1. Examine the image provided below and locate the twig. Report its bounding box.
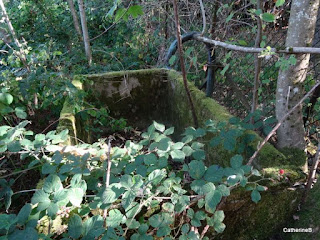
[198,0,206,36]
[247,81,320,166]
[301,141,320,204]
[0,165,39,179]
[172,0,198,127]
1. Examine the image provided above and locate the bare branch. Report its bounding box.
[193,34,320,54]
[247,81,320,166]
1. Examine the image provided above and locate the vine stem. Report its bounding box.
[172,0,198,127]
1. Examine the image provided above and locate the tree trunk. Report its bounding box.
[77,0,92,66]
[0,0,29,70]
[275,0,319,150]
[67,0,83,41]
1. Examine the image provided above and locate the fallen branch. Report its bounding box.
[247,81,320,166]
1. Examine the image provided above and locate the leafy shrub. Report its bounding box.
[0,120,267,239]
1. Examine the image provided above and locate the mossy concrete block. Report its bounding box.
[57,69,306,239]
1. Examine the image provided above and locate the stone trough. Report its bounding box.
[58,68,306,239]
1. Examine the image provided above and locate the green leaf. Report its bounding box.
[182,145,193,156]
[69,188,84,207]
[0,93,13,105]
[251,190,261,203]
[122,190,136,209]
[205,190,222,213]
[31,190,50,211]
[148,169,166,185]
[204,165,224,183]
[213,210,225,223]
[42,163,57,175]
[43,175,63,193]
[47,202,59,217]
[230,155,243,169]
[170,149,185,161]
[15,204,31,224]
[101,185,123,204]
[164,127,174,135]
[171,142,184,150]
[68,214,83,239]
[214,222,226,233]
[261,13,275,22]
[0,214,16,231]
[7,141,21,152]
[217,185,230,197]
[162,202,174,212]
[158,138,170,151]
[276,0,285,7]
[188,160,205,179]
[15,107,27,119]
[153,121,165,132]
[107,209,125,228]
[128,5,143,18]
[191,179,206,195]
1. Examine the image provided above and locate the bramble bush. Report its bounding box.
[0,118,267,239]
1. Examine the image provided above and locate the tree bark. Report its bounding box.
[77,0,92,66]
[67,0,83,41]
[275,0,319,151]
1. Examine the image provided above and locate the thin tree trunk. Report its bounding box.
[172,0,198,127]
[275,0,319,152]
[67,0,83,41]
[77,0,92,66]
[0,0,29,71]
[251,0,262,121]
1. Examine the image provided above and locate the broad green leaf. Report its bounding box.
[214,222,226,233]
[69,188,84,207]
[188,160,205,179]
[100,185,123,204]
[251,189,261,203]
[153,121,165,132]
[191,179,206,195]
[31,190,50,205]
[68,214,83,239]
[230,155,243,169]
[204,165,224,183]
[47,202,59,217]
[217,185,230,197]
[148,169,166,185]
[43,175,63,193]
[164,127,174,135]
[128,5,143,18]
[213,210,225,223]
[144,153,157,165]
[261,13,275,22]
[205,190,222,213]
[0,214,16,230]
[106,209,125,227]
[170,149,185,161]
[0,93,13,105]
[7,141,21,152]
[15,107,27,119]
[182,145,193,156]
[162,202,174,212]
[16,204,31,224]
[122,190,136,209]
